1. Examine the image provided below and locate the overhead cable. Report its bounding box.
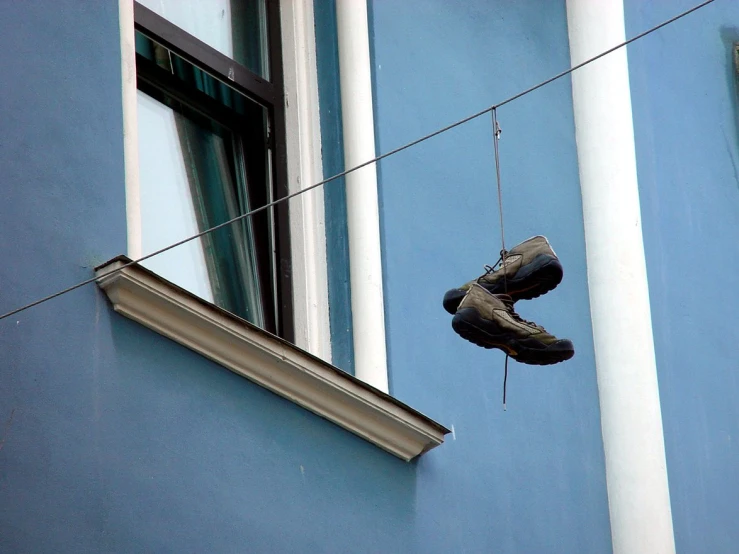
[0,0,717,323]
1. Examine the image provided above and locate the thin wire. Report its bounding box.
[491,108,507,284]
[503,357,509,411]
[494,0,716,110]
[492,107,509,411]
[0,0,717,323]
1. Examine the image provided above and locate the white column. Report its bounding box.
[119,0,141,258]
[335,1,389,392]
[566,1,675,553]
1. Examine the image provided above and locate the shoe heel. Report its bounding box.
[521,257,563,300]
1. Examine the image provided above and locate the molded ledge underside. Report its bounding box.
[95,257,448,461]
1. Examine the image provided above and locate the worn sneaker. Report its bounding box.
[443,236,563,314]
[451,283,574,365]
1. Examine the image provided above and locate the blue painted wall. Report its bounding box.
[368,0,611,551]
[626,1,739,552]
[0,3,410,552]
[0,1,610,553]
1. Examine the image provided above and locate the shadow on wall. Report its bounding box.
[721,25,739,185]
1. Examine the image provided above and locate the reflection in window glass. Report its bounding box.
[138,91,214,304]
[137,0,270,79]
[137,90,266,327]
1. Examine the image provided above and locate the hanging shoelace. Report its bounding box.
[491,107,509,410]
[481,249,509,278]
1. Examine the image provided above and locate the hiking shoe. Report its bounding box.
[451,283,574,365]
[443,235,563,314]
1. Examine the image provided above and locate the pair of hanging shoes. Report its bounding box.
[444,236,574,365]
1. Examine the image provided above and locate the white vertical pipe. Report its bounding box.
[566,1,675,553]
[119,0,142,258]
[335,0,389,392]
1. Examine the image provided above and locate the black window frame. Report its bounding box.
[133,0,294,343]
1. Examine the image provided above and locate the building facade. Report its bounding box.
[0,1,737,552]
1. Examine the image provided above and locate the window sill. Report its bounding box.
[95,257,448,461]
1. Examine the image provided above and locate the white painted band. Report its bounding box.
[335,0,389,392]
[566,1,675,552]
[119,0,141,258]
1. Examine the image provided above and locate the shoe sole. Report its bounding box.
[451,308,574,366]
[443,255,563,315]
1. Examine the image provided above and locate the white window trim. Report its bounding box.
[95,258,448,461]
[279,0,332,362]
[118,0,332,360]
[119,0,142,259]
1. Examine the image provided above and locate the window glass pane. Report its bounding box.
[137,89,267,327]
[137,91,214,304]
[135,31,267,111]
[137,0,270,79]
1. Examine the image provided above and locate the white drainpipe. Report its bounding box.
[566,1,675,553]
[335,0,389,393]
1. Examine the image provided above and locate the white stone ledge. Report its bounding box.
[95,257,448,461]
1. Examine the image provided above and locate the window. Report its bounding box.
[100,0,449,459]
[133,0,293,340]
